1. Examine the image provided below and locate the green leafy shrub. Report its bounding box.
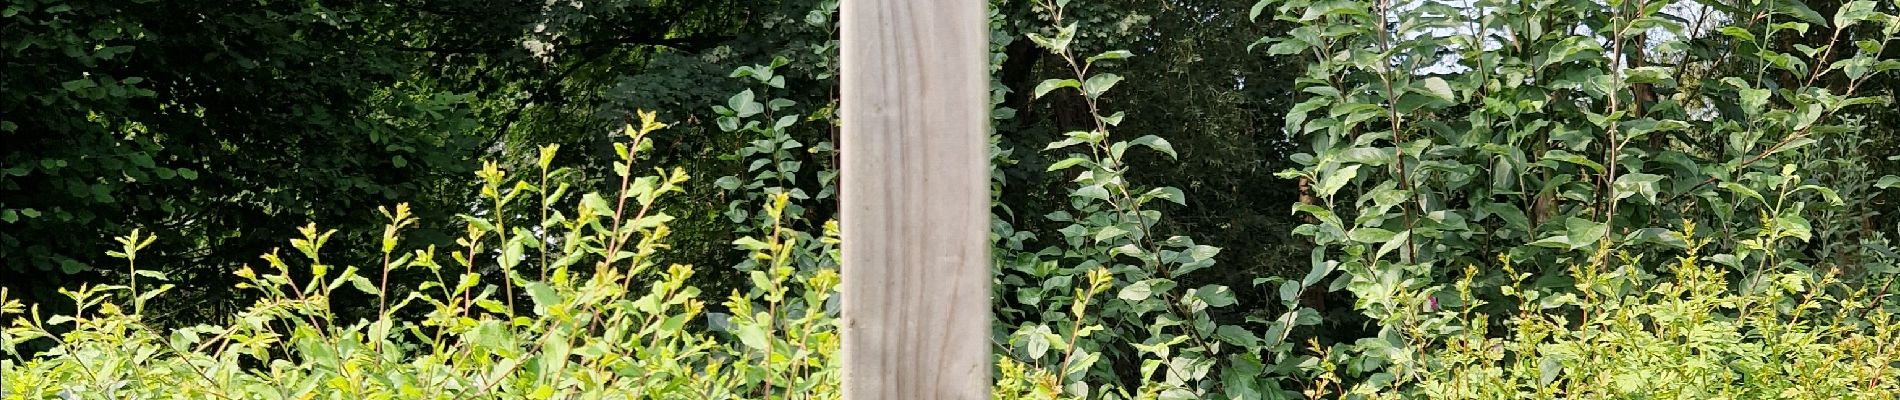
[9,1,1900,399]
[1309,222,1900,398]
[1,111,844,399]
[988,1,1321,398]
[1255,0,1900,396]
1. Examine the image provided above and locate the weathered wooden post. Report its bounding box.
[839,0,990,398]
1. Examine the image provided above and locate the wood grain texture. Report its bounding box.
[839,0,991,398]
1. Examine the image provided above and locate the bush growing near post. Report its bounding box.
[1256,0,1900,395]
[1307,222,1900,398]
[1,111,844,399]
[989,1,1321,398]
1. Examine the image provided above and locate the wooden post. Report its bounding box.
[839,0,990,398]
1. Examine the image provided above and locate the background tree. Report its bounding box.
[2,0,482,323]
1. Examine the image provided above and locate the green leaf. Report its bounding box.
[59,259,86,274]
[1348,227,1397,243]
[1796,184,1844,206]
[732,237,771,251]
[1418,77,1455,101]
[728,90,763,118]
[1215,324,1260,347]
[1047,157,1089,172]
[1264,38,1310,56]
[1739,87,1770,115]
[1337,147,1395,166]
[1074,184,1112,201]
[579,193,613,215]
[1777,214,1813,242]
[1529,235,1572,248]
[1083,74,1124,98]
[1315,165,1360,197]
[1717,26,1757,44]
[500,236,524,269]
[133,270,168,281]
[1625,228,1689,249]
[459,215,497,233]
[1374,230,1410,261]
[1282,97,1327,135]
[1776,0,1827,25]
[1541,150,1604,173]
[1119,280,1154,301]
[169,328,203,350]
[768,98,795,111]
[1144,186,1188,206]
[60,79,96,91]
[1300,0,1370,21]
[1563,217,1608,250]
[1024,327,1052,359]
[1301,253,1335,287]
[1033,78,1079,99]
[1479,203,1532,231]
[1198,285,1237,307]
[1395,92,1447,112]
[1875,175,1900,189]
[1612,173,1665,204]
[1045,137,1086,150]
[1624,66,1674,85]
[1539,356,1564,387]
[1159,389,1198,400]
[347,274,380,296]
[1129,135,1177,158]
[1086,50,1134,64]
[1832,0,1877,28]
[1052,23,1077,51]
[734,323,769,350]
[1719,182,1767,205]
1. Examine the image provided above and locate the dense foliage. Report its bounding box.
[5,0,1900,398]
[0,0,485,323]
[1261,0,1900,395]
[4,112,849,398]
